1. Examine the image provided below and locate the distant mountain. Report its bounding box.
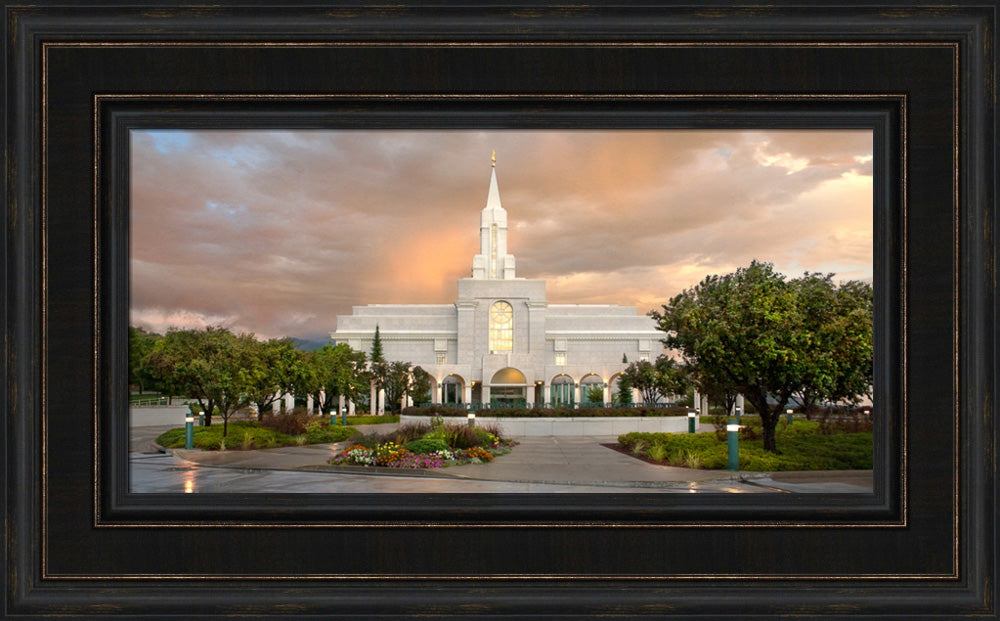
[290,337,332,352]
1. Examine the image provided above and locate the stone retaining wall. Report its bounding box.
[400,414,688,437]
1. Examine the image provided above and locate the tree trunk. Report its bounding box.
[744,390,780,453]
[760,408,778,452]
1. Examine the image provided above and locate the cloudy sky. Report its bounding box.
[130,129,873,341]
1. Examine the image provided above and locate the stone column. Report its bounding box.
[463,383,472,406]
[274,392,283,413]
[338,394,345,417]
[370,382,377,416]
[573,383,581,409]
[377,388,385,415]
[318,390,326,412]
[701,393,709,417]
[694,390,701,412]
[542,381,550,407]
[284,393,294,412]
[306,394,314,414]
[482,385,491,408]
[525,384,535,407]
[348,399,356,416]
[602,383,611,406]
[736,393,745,417]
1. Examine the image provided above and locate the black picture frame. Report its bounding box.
[4,2,996,619]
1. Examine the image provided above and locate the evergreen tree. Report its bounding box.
[616,373,634,406]
[370,324,385,364]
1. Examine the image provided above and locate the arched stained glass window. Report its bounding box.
[489,301,513,352]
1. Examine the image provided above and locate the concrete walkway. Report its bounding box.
[136,424,872,493]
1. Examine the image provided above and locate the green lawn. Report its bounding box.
[156,421,359,451]
[341,414,400,425]
[618,420,872,471]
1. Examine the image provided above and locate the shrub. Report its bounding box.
[392,422,432,445]
[443,424,482,449]
[617,428,872,471]
[304,424,359,444]
[259,411,310,435]
[404,438,451,454]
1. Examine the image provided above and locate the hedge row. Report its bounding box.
[401,405,690,418]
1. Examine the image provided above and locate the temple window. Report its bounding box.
[489,301,513,352]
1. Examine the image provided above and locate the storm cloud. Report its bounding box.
[130,129,873,339]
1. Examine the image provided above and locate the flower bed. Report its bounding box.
[328,420,514,469]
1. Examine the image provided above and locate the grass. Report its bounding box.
[341,414,400,425]
[618,420,872,471]
[156,420,359,451]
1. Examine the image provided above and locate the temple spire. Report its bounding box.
[485,156,502,211]
[472,154,515,280]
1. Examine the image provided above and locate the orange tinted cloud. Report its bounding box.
[130,130,872,339]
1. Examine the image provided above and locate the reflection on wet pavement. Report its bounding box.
[130,453,764,494]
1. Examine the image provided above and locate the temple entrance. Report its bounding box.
[441,375,464,404]
[490,368,528,408]
[490,386,526,407]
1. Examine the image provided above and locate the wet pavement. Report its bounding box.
[129,422,872,494]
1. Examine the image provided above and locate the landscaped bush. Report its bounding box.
[617,420,872,471]
[329,419,515,469]
[404,437,451,454]
[155,419,359,451]
[259,410,311,435]
[401,405,690,418]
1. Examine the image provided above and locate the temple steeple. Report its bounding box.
[472,152,516,280]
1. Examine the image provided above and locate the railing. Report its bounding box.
[129,396,182,407]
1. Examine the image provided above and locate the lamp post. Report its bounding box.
[688,410,697,434]
[786,408,794,424]
[727,418,740,471]
[197,410,204,426]
[467,412,476,428]
[185,414,194,450]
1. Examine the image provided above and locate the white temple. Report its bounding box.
[331,153,663,408]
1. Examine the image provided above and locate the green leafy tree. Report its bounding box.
[789,274,874,413]
[307,343,369,415]
[128,326,161,394]
[146,326,254,437]
[620,356,691,405]
[651,261,811,452]
[242,337,301,420]
[411,366,433,405]
[381,362,432,412]
[654,356,692,403]
[621,360,659,404]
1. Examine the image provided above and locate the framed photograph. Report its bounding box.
[127,126,878,496]
[5,2,996,618]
